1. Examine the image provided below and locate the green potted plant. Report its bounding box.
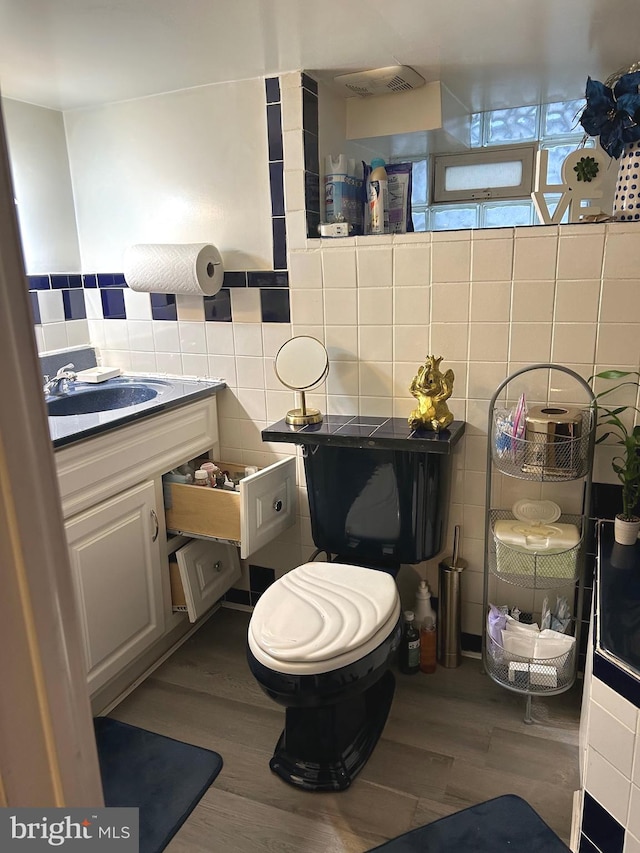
[591,369,640,545]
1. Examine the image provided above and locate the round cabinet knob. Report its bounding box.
[214,561,222,572]
[273,499,283,512]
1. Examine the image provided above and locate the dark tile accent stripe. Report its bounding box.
[101,289,126,320]
[269,161,285,217]
[204,289,232,322]
[249,565,275,593]
[224,588,250,606]
[266,103,283,162]
[303,130,319,174]
[301,72,320,239]
[98,273,128,288]
[260,289,290,323]
[265,77,280,104]
[461,632,482,654]
[266,78,288,275]
[593,650,640,708]
[305,169,321,213]
[51,274,71,289]
[247,271,288,288]
[150,293,177,321]
[29,291,41,324]
[301,72,318,95]
[223,271,248,288]
[581,793,624,853]
[62,289,86,320]
[272,218,287,270]
[579,834,602,853]
[302,86,319,136]
[28,275,50,291]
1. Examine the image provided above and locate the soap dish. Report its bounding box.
[75,367,122,383]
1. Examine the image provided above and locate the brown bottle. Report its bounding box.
[420,617,437,674]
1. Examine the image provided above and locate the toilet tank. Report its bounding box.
[304,445,452,564]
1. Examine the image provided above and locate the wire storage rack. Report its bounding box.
[482,364,596,723]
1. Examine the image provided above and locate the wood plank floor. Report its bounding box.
[109,607,582,852]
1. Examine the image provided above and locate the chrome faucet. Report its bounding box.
[43,363,77,396]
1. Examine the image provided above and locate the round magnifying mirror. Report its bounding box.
[274,336,329,425]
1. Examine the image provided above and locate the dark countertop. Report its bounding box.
[597,520,640,681]
[262,415,466,454]
[49,375,225,449]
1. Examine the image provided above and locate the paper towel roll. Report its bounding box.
[123,243,224,296]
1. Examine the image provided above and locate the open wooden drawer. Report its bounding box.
[164,457,296,559]
[170,539,241,622]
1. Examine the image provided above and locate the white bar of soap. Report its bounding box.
[75,367,122,383]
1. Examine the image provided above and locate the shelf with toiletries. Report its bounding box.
[482,364,596,721]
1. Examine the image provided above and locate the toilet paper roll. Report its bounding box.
[123,243,224,296]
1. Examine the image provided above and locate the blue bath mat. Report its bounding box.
[367,794,569,852]
[94,716,223,853]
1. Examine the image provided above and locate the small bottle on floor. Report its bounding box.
[399,611,420,674]
[420,617,437,674]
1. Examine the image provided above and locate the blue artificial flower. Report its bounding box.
[580,72,640,158]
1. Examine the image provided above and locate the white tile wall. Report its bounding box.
[582,675,640,843]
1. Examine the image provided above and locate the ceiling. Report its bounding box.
[0,0,638,113]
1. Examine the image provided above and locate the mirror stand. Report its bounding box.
[286,390,323,426]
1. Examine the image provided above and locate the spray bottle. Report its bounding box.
[415,580,437,674]
[367,158,389,235]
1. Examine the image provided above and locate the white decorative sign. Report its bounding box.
[531,147,609,224]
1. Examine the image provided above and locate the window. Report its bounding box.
[398,99,587,231]
[432,144,536,204]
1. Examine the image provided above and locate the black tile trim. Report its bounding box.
[150,293,177,321]
[29,292,41,324]
[461,632,482,654]
[269,161,285,217]
[223,271,248,288]
[247,271,288,288]
[579,834,602,853]
[301,73,320,239]
[581,792,624,853]
[265,77,280,104]
[101,288,126,320]
[204,289,232,322]
[301,72,318,95]
[593,650,640,708]
[62,289,87,321]
[28,274,50,291]
[272,217,287,270]
[249,564,276,593]
[260,289,290,323]
[224,588,251,606]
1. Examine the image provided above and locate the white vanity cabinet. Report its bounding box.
[64,479,165,694]
[54,392,296,700]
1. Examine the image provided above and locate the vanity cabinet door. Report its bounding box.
[65,480,165,694]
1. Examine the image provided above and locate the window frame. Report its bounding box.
[431,143,537,204]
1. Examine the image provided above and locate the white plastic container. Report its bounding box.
[324,154,349,223]
[414,579,436,630]
[367,158,389,234]
[493,500,580,580]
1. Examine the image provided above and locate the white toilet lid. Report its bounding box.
[248,562,401,675]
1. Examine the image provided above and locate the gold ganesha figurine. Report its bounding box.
[408,355,455,432]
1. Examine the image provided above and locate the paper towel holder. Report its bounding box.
[274,336,329,426]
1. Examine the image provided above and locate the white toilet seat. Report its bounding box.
[248,562,401,675]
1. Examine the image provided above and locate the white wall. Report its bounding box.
[64,78,273,272]
[2,98,80,274]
